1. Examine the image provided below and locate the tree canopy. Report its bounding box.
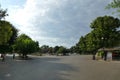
[106,0,120,15]
[14,34,39,58]
[0,6,17,53]
[90,16,120,47]
[56,46,68,55]
[74,16,120,54]
[0,6,8,20]
[0,21,17,53]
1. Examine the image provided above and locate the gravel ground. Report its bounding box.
[0,55,120,80]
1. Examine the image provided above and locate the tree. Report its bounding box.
[53,46,60,53]
[40,45,49,53]
[70,46,79,53]
[78,36,86,53]
[0,6,8,20]
[48,47,54,55]
[57,46,68,56]
[90,16,120,48]
[14,34,39,59]
[0,7,17,54]
[0,21,17,53]
[106,0,120,14]
[75,16,120,54]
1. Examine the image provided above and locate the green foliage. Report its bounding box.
[0,7,17,54]
[53,46,60,53]
[90,16,120,47]
[39,45,69,55]
[57,46,68,55]
[14,34,39,57]
[78,36,86,52]
[0,21,17,53]
[8,25,17,45]
[40,45,50,53]
[0,45,9,53]
[75,16,120,54]
[106,0,120,15]
[85,33,98,52]
[17,34,32,41]
[106,0,120,9]
[0,21,12,45]
[70,45,80,53]
[0,7,8,20]
[57,46,64,53]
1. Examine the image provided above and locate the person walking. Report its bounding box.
[1,54,5,62]
[13,53,15,59]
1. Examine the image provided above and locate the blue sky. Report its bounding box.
[1,0,115,48]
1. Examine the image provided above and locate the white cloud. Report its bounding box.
[6,0,114,48]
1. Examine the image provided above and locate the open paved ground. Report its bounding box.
[0,55,120,80]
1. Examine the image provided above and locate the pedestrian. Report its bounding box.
[13,53,15,59]
[104,51,107,61]
[1,54,5,62]
[93,54,95,60]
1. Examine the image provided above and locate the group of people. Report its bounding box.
[0,53,15,62]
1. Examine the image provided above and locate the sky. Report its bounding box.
[0,0,115,48]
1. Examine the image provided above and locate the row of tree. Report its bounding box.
[1,0,120,57]
[39,45,69,55]
[72,16,120,54]
[0,13,70,58]
[0,7,40,59]
[0,7,70,58]
[0,21,39,58]
[71,0,120,54]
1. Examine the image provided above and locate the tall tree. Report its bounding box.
[78,36,86,53]
[85,32,98,53]
[90,16,120,48]
[75,16,120,54]
[0,21,17,53]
